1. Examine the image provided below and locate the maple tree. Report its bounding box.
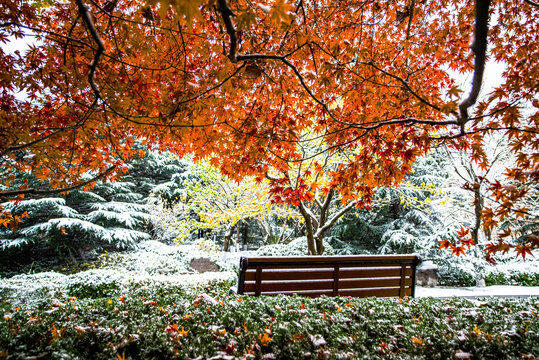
[0,0,537,256]
[266,141,362,254]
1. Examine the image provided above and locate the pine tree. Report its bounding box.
[0,150,190,274]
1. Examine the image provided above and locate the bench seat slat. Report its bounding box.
[243,267,413,281]
[339,267,413,278]
[243,277,413,293]
[243,290,333,298]
[245,269,334,281]
[244,279,334,292]
[244,255,419,264]
[242,262,415,270]
[339,277,413,289]
[243,287,412,298]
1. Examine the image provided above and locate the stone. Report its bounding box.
[189,257,220,273]
[416,261,438,287]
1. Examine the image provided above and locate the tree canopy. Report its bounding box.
[0,0,537,256]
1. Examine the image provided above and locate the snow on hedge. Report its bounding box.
[0,241,241,307]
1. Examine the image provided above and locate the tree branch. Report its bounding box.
[458,0,491,124]
[319,189,334,226]
[315,200,357,238]
[75,0,105,100]
[365,61,445,114]
[0,166,116,202]
[217,0,237,62]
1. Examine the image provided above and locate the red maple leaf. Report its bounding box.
[456,227,470,238]
[460,238,475,249]
[439,239,452,250]
[515,245,533,260]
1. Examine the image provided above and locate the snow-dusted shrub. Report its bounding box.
[95,240,241,275]
[435,258,476,286]
[96,246,190,275]
[0,272,69,307]
[124,272,236,298]
[484,259,539,286]
[0,265,236,308]
[1,295,537,359]
[66,269,126,298]
[256,237,336,256]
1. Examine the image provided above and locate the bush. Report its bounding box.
[485,271,539,287]
[0,266,236,308]
[435,258,476,287]
[66,270,124,298]
[0,293,537,359]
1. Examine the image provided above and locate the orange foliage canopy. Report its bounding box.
[0,0,537,255]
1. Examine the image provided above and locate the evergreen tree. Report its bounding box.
[0,150,189,274]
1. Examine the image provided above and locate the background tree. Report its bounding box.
[265,140,362,255]
[151,160,299,251]
[0,149,186,273]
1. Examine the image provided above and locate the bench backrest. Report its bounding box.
[237,254,422,298]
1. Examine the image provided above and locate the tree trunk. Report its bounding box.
[298,202,317,255]
[314,235,324,255]
[236,221,241,252]
[472,183,485,287]
[223,224,235,252]
[471,185,483,245]
[242,221,248,250]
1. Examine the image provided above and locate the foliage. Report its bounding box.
[328,151,452,256]
[256,237,336,256]
[150,160,298,250]
[485,272,539,287]
[1,0,537,258]
[0,238,247,311]
[0,149,195,275]
[0,289,538,359]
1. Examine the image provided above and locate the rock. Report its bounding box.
[189,257,220,273]
[416,261,438,287]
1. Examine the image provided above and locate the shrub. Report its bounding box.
[0,294,537,359]
[436,259,476,287]
[66,270,124,298]
[485,271,539,287]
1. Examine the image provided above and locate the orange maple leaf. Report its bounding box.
[439,240,452,250]
[451,246,466,257]
[460,238,475,249]
[456,227,470,238]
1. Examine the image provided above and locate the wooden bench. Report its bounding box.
[234,254,422,298]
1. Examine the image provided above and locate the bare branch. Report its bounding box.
[365,61,445,114]
[315,200,357,237]
[217,0,238,62]
[75,0,105,100]
[319,189,334,226]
